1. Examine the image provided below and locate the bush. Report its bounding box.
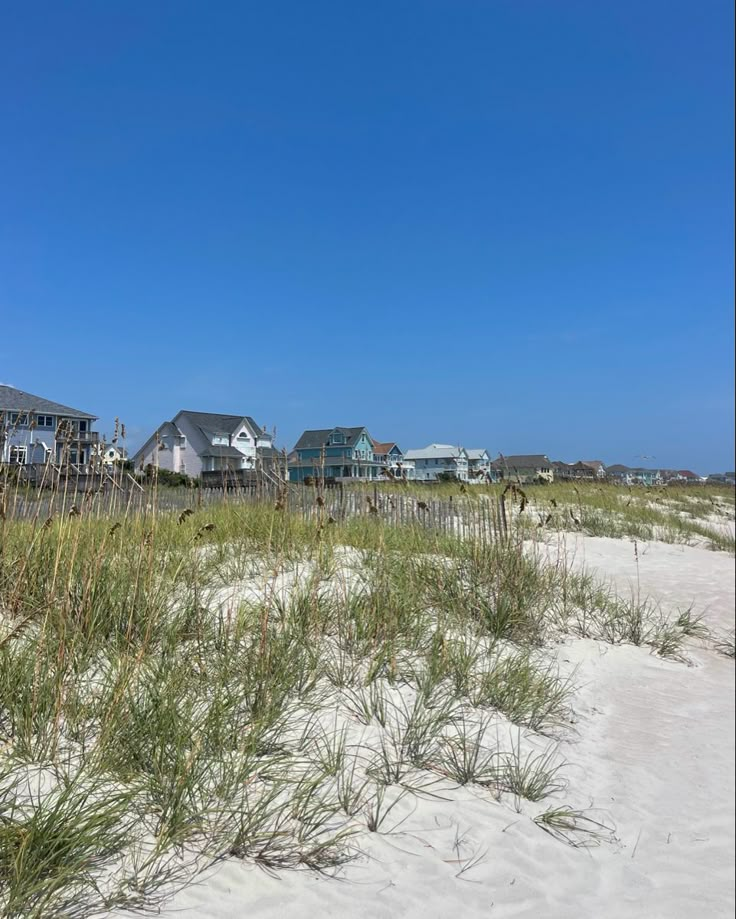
[142,465,197,488]
[437,472,460,483]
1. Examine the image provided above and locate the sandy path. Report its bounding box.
[154,537,735,919]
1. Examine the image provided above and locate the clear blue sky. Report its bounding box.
[1,1,733,472]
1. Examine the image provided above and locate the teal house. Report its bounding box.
[289,427,382,482]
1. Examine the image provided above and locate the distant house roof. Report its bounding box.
[491,454,551,469]
[404,444,466,461]
[569,461,596,472]
[606,464,632,473]
[0,384,96,420]
[582,460,606,472]
[372,440,401,455]
[294,427,368,450]
[677,470,700,479]
[466,448,490,461]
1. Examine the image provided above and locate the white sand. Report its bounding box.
[156,537,735,919]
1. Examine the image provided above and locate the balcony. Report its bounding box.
[56,428,100,444]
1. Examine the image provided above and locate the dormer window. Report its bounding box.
[237,432,250,441]
[330,432,345,445]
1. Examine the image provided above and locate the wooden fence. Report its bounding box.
[1,480,509,543]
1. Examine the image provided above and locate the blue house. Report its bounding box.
[289,427,382,482]
[606,464,663,486]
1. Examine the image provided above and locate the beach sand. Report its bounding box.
[155,536,735,919]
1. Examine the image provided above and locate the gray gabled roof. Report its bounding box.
[294,427,368,450]
[176,410,263,437]
[491,454,551,469]
[0,384,96,420]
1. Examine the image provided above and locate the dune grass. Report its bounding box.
[0,480,728,915]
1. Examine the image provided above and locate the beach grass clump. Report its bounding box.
[0,769,152,919]
[498,739,567,809]
[432,714,499,787]
[469,650,575,733]
[714,631,735,660]
[533,806,615,847]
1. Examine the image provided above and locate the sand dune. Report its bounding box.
[156,536,734,919]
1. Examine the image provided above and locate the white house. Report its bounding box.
[91,443,128,467]
[491,454,554,484]
[403,444,469,482]
[132,410,275,478]
[465,448,492,482]
[0,384,98,467]
[582,460,607,479]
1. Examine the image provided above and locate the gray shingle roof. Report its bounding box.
[491,454,551,469]
[294,427,367,450]
[177,411,263,437]
[0,384,96,420]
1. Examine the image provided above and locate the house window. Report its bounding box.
[10,413,29,426]
[237,432,250,441]
[330,432,345,445]
[36,415,54,428]
[9,445,27,464]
